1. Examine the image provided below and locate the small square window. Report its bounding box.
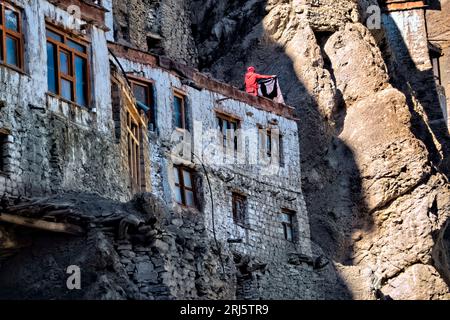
[217,113,240,159]
[259,126,284,166]
[173,165,197,208]
[173,92,187,129]
[232,193,247,227]
[0,3,23,70]
[281,209,296,242]
[258,126,272,159]
[5,35,18,66]
[130,78,156,130]
[430,54,441,85]
[5,8,18,31]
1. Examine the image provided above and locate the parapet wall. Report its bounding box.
[108,43,297,120]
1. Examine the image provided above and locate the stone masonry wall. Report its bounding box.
[113,49,316,298]
[114,54,310,248]
[0,193,236,299]
[111,0,198,66]
[300,0,360,32]
[185,0,450,299]
[1,0,315,300]
[0,0,149,201]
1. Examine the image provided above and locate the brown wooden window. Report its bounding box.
[173,165,196,207]
[232,193,247,226]
[130,78,156,130]
[173,92,186,129]
[126,110,142,191]
[0,2,23,70]
[258,127,283,164]
[110,79,121,141]
[217,113,240,157]
[46,24,90,107]
[258,126,272,159]
[281,209,296,242]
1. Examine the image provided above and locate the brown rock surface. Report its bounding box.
[324,23,390,105]
[339,87,431,211]
[382,264,450,300]
[325,22,450,299]
[427,0,450,47]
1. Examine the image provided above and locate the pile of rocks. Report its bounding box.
[0,192,235,299]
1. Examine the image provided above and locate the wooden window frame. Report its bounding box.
[217,112,240,157]
[0,1,24,72]
[173,90,187,130]
[126,108,142,192]
[281,209,296,242]
[128,76,155,128]
[232,192,248,227]
[173,165,196,208]
[429,48,442,86]
[45,23,91,108]
[258,125,273,159]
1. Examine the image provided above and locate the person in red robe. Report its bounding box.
[244,66,275,96]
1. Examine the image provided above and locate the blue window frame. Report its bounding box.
[46,24,90,107]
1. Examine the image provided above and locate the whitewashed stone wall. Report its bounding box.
[0,0,135,200]
[116,57,313,267]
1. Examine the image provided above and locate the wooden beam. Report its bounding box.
[384,0,428,11]
[0,213,84,235]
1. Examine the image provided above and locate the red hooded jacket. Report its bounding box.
[245,66,273,96]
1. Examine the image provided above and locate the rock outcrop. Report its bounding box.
[326,23,450,299]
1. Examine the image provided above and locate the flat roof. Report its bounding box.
[108,43,297,120]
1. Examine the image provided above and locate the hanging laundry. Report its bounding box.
[258,77,285,104]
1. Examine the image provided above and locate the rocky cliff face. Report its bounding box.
[184,0,450,299]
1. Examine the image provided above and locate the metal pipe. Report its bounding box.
[192,152,226,277]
